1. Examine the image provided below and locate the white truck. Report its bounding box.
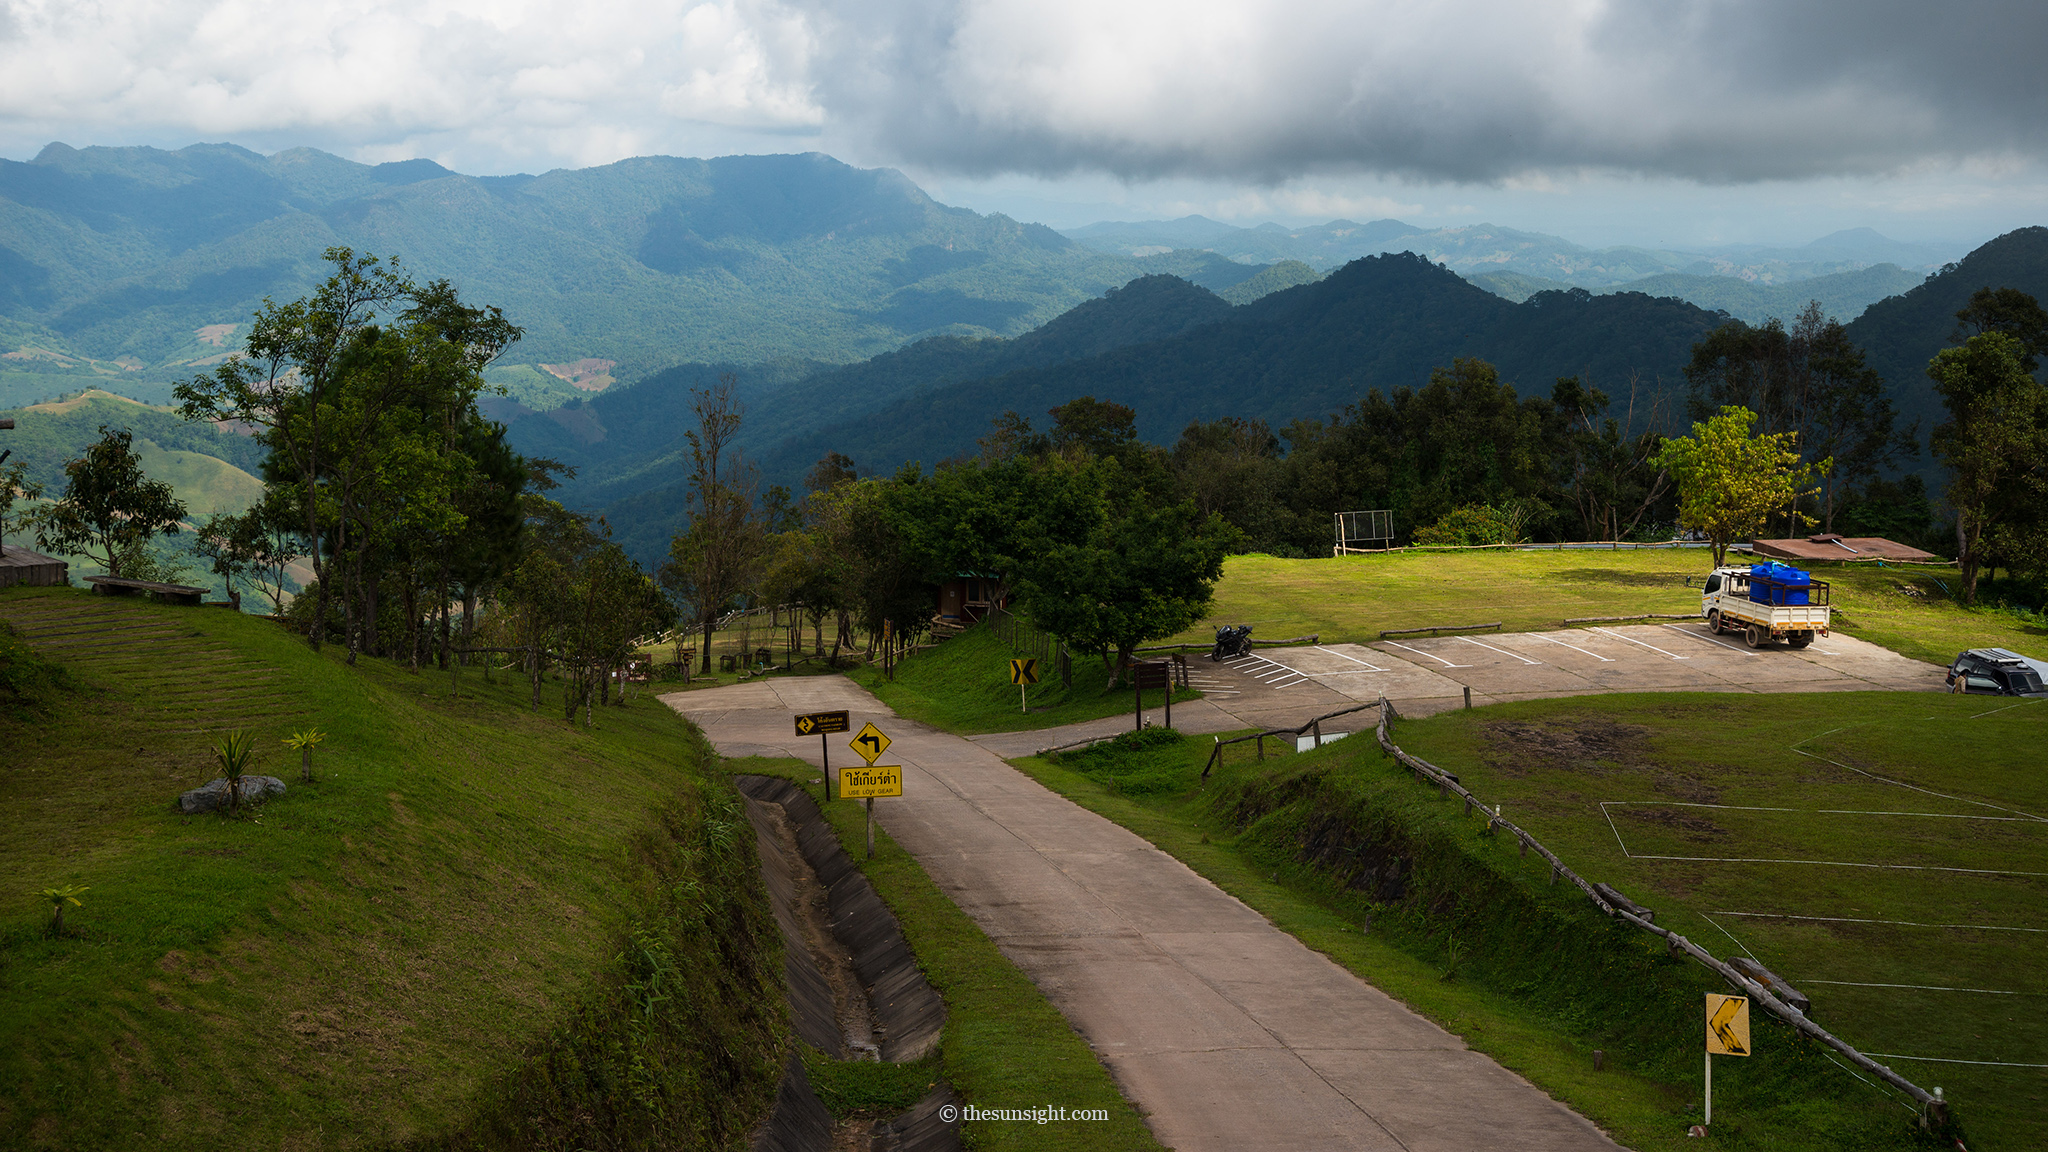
[1700,565,1831,649]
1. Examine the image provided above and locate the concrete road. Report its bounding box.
[666,677,1622,1152]
[969,626,1946,758]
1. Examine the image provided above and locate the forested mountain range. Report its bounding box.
[504,227,2047,568]
[1845,226,2048,442]
[0,143,1299,410]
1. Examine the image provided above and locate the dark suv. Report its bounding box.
[1946,649,2048,697]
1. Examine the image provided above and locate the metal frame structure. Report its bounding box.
[1333,509,1394,555]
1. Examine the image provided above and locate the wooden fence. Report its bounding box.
[1369,696,1951,1128]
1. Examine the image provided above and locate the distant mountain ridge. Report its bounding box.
[0,143,1308,408]
[1468,263,1929,326]
[1063,214,1959,285]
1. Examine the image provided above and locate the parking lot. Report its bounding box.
[1213,623,1947,723]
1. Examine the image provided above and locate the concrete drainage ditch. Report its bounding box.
[736,775,961,1152]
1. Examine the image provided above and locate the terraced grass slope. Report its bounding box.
[0,587,785,1151]
[1394,693,2045,1149]
[1171,551,2044,667]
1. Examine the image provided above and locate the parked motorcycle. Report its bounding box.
[1210,624,1254,661]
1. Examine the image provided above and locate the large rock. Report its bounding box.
[178,775,287,814]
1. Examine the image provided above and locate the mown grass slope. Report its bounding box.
[1,586,785,1151]
[1006,700,2012,1151]
[847,623,1196,735]
[1168,551,2044,666]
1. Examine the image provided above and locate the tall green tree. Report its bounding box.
[35,427,187,579]
[1653,406,1820,568]
[1929,332,2048,603]
[662,377,769,672]
[0,459,43,557]
[177,249,521,654]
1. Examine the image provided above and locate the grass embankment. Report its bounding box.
[846,622,1197,735]
[0,586,786,1151]
[1007,706,1996,1151]
[1171,551,2046,666]
[728,756,1166,1152]
[1397,692,2045,1150]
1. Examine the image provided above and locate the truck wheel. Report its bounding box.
[1787,632,1813,649]
[1744,625,1766,648]
[1706,610,1722,634]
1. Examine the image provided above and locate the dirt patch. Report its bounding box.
[1556,567,1693,588]
[1481,718,1654,774]
[1615,805,1729,842]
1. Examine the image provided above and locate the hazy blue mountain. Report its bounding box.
[508,274,1243,564]
[1469,263,1928,324]
[0,143,1292,403]
[1066,215,1958,287]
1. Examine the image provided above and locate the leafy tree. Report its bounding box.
[1652,406,1820,568]
[1929,332,2048,603]
[194,493,303,614]
[1787,303,1912,532]
[35,426,188,578]
[1952,286,2048,370]
[1008,465,1237,682]
[176,248,521,653]
[1550,377,1672,542]
[0,459,44,557]
[662,377,769,673]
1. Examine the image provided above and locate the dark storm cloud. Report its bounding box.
[803,0,2048,183]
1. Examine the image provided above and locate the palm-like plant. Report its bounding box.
[38,885,87,936]
[282,728,325,783]
[213,730,258,813]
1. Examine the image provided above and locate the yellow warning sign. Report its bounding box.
[1009,657,1039,685]
[839,764,903,799]
[850,722,891,764]
[1706,993,1751,1056]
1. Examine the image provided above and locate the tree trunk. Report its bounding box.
[701,620,715,674]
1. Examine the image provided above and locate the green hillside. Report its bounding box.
[1846,226,2048,452]
[0,144,1297,400]
[749,252,1723,482]
[0,587,785,1150]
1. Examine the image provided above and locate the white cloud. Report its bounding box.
[1,0,2044,185]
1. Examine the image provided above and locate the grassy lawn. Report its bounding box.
[846,622,1198,735]
[1,586,784,1151]
[1004,714,1994,1151]
[1169,551,2046,666]
[1394,691,2046,1150]
[725,756,1167,1151]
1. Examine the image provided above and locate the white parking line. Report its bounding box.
[1530,633,1613,661]
[1315,645,1388,672]
[1592,627,1689,660]
[1457,635,1540,665]
[1659,622,1757,656]
[1380,640,1473,668]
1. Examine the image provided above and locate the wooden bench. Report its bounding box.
[84,575,207,606]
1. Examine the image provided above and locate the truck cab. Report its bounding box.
[1700,564,1831,649]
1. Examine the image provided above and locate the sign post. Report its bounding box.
[1133,661,1171,731]
[795,710,851,799]
[1009,657,1039,712]
[1703,992,1750,1126]
[844,725,897,859]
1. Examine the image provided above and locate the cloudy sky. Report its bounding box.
[2,0,2043,248]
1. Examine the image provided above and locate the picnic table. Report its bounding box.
[84,575,207,606]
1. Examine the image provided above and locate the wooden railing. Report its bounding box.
[1369,696,1951,1128]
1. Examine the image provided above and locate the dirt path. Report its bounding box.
[665,677,1621,1152]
